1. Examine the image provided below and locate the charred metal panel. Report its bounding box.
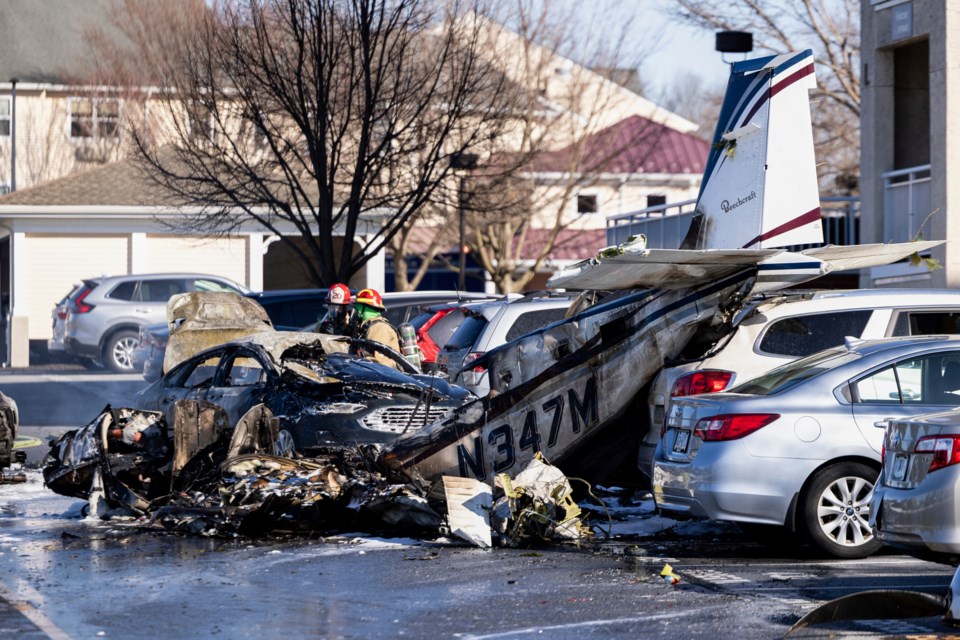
[164,292,274,372]
[172,400,229,475]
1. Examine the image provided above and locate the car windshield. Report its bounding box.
[443,312,488,351]
[730,348,861,395]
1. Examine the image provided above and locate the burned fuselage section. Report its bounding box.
[383,271,757,484]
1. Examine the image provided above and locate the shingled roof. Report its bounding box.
[525,115,709,176]
[0,155,173,207]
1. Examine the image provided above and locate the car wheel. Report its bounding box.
[102,330,139,373]
[800,462,882,559]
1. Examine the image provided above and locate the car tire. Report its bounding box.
[102,330,139,373]
[799,461,882,559]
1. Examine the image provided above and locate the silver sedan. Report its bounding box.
[653,335,960,558]
[871,408,960,565]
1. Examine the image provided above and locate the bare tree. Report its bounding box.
[666,0,860,192]
[656,71,724,141]
[446,2,668,293]
[101,0,513,287]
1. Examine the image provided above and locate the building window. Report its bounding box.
[0,98,9,137]
[69,97,121,139]
[647,194,667,208]
[187,102,215,144]
[577,194,598,214]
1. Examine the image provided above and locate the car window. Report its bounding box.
[427,309,467,347]
[222,355,265,387]
[384,304,427,326]
[732,348,860,395]
[504,308,568,342]
[140,279,186,303]
[891,311,960,336]
[191,278,242,294]
[409,310,437,331]
[106,281,137,301]
[854,352,960,404]
[757,310,872,357]
[444,314,488,351]
[181,355,221,388]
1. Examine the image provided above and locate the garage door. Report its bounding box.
[144,235,248,287]
[26,234,129,340]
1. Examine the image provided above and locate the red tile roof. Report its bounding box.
[525,115,708,176]
[513,228,607,262]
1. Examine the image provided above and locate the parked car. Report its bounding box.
[653,335,960,559]
[300,290,501,332]
[641,289,960,480]
[435,293,575,392]
[406,298,508,371]
[135,289,499,381]
[871,408,960,565]
[62,274,249,373]
[135,331,472,451]
[48,283,84,356]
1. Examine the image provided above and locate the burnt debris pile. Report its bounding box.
[43,405,594,546]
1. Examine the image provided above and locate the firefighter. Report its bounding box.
[317,283,358,337]
[353,288,401,369]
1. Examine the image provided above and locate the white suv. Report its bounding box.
[436,293,575,394]
[639,289,960,480]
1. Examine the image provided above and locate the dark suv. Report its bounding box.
[63,273,248,372]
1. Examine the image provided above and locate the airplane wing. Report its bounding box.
[548,247,779,290]
[548,241,945,291]
[802,241,943,272]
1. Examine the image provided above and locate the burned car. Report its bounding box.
[135,330,472,452]
[0,391,18,470]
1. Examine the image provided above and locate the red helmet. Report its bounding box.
[355,288,385,310]
[327,283,351,305]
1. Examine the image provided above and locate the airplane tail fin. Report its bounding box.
[684,50,822,251]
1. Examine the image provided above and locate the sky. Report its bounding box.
[639,8,730,96]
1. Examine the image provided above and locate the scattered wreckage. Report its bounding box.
[42,403,593,546]
[44,292,591,543]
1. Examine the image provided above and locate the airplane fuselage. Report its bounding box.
[384,268,759,482]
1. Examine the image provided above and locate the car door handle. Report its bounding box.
[874,418,893,428]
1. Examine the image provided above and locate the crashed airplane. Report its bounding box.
[382,49,942,484]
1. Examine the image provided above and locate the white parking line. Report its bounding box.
[0,580,73,640]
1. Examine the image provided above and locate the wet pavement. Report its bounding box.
[0,470,955,639]
[0,370,958,638]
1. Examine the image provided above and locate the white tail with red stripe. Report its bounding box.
[683,50,821,251]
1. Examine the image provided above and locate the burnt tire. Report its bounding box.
[102,330,139,373]
[799,462,882,559]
